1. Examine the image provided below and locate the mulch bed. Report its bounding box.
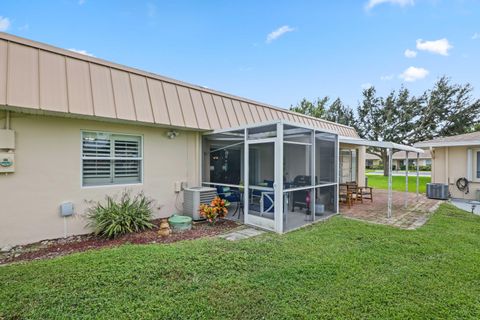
[0,219,239,265]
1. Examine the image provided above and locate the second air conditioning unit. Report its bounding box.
[426,183,449,200]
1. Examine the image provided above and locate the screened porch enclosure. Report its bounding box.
[202,121,338,233]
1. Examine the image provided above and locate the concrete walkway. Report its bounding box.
[450,199,480,215]
[219,227,265,241]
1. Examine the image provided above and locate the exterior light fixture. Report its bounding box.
[166,130,179,139]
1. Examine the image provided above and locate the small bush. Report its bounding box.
[399,165,431,171]
[86,191,155,238]
[199,196,229,224]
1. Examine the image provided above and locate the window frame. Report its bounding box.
[81,130,144,188]
[474,148,480,182]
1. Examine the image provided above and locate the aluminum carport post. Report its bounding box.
[387,148,393,219]
[416,152,420,201]
[405,152,409,208]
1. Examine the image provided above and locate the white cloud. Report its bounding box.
[399,66,429,82]
[416,38,453,56]
[68,48,94,57]
[78,0,85,4]
[361,83,373,89]
[380,74,394,81]
[0,16,11,32]
[266,25,295,43]
[365,0,414,10]
[404,49,417,58]
[472,32,480,40]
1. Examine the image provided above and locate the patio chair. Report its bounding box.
[215,185,241,215]
[250,180,274,203]
[248,191,274,218]
[346,181,363,204]
[259,192,274,216]
[358,186,373,202]
[339,184,353,208]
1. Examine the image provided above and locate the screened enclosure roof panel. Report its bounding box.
[0,32,359,137]
[339,137,424,153]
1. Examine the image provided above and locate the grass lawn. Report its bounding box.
[1,204,479,319]
[367,174,431,194]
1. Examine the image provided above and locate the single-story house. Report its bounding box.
[0,32,421,247]
[365,150,432,170]
[415,132,480,200]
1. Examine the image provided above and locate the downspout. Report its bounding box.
[196,131,200,185]
[445,147,449,186]
[429,147,435,183]
[467,148,473,181]
[4,110,10,130]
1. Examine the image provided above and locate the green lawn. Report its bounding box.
[1,204,479,319]
[367,174,431,194]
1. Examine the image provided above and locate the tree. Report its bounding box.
[411,77,480,141]
[356,76,480,175]
[356,86,419,175]
[290,97,355,127]
[290,97,329,119]
[325,98,356,126]
[292,77,480,176]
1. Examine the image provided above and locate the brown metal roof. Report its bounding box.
[0,32,359,137]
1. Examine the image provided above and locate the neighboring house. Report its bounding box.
[0,33,371,246]
[415,132,480,200]
[365,151,432,170]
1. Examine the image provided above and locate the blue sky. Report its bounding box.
[1,0,479,109]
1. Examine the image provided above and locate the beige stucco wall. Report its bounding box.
[339,143,366,186]
[431,146,480,200]
[0,112,201,247]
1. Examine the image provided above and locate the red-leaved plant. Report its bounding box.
[199,196,229,224]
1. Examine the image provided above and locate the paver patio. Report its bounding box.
[340,189,442,229]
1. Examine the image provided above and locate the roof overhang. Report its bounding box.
[339,137,424,153]
[414,141,480,148]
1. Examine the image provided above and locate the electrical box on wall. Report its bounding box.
[0,152,15,173]
[174,181,182,193]
[60,202,75,217]
[0,129,15,149]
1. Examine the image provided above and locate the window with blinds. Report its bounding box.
[82,131,143,186]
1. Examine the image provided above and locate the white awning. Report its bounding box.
[339,137,424,153]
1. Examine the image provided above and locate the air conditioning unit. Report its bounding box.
[183,187,217,220]
[426,183,449,200]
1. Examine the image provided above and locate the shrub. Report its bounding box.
[199,196,229,224]
[399,165,432,171]
[86,191,155,238]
